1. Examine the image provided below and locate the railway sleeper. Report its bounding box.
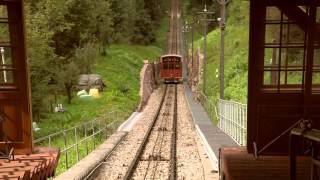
[140,155,170,161]
[158,127,168,131]
[163,112,170,116]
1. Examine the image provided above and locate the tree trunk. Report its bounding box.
[65,83,73,104]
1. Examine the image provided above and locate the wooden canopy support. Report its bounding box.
[247,0,320,155]
[0,0,33,154]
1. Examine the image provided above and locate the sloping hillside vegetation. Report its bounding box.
[35,44,163,138]
[187,0,249,103]
[25,0,167,137]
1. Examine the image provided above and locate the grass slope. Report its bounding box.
[35,44,163,139]
[195,1,249,104]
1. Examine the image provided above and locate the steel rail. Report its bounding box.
[123,85,169,179]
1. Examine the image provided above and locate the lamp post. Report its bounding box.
[0,47,7,83]
[216,0,230,99]
[198,4,214,95]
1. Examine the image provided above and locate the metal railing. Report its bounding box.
[198,92,218,122]
[217,99,247,146]
[198,92,247,146]
[33,111,123,174]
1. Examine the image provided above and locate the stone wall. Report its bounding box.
[137,60,156,111]
[188,48,203,101]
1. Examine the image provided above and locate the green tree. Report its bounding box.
[25,2,58,120]
[131,0,156,44]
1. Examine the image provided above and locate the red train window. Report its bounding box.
[163,62,169,69]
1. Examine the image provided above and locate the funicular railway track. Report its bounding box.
[124,0,181,176]
[85,0,184,179]
[123,84,177,179]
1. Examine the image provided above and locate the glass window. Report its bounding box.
[265,24,281,44]
[266,7,281,21]
[317,7,320,23]
[0,23,10,43]
[263,6,306,91]
[0,47,13,84]
[0,5,8,19]
[313,6,320,92]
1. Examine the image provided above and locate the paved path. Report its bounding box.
[183,82,238,159]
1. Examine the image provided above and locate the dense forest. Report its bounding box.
[24,0,167,120]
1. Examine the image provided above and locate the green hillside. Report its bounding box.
[35,44,163,138]
[193,0,249,103]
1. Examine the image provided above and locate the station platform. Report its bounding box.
[183,82,238,169]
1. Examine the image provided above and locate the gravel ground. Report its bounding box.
[134,161,170,179]
[176,85,206,180]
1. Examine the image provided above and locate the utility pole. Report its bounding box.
[191,22,194,69]
[216,0,229,99]
[182,21,190,76]
[198,4,214,95]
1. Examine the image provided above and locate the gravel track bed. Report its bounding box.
[89,84,216,180]
[130,85,175,178]
[140,131,172,161]
[89,87,165,180]
[133,161,170,179]
[176,85,206,179]
[153,93,174,132]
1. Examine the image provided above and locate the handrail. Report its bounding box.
[197,92,247,146]
[33,110,123,174]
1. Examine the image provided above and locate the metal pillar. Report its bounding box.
[217,0,229,99]
[0,47,7,83]
[198,5,214,95]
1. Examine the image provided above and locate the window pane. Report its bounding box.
[287,71,303,85]
[264,48,279,67]
[0,23,10,43]
[313,72,320,85]
[317,7,320,23]
[265,24,280,44]
[314,48,320,68]
[266,7,281,21]
[264,71,278,85]
[0,47,12,65]
[281,48,305,67]
[0,5,7,18]
[0,70,13,84]
[282,24,305,44]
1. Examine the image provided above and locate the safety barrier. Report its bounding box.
[217,99,247,146]
[33,111,123,174]
[198,92,247,146]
